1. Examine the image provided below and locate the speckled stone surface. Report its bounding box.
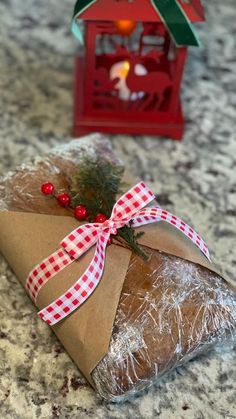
[0,1,236,418]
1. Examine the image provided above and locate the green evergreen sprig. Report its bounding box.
[70,156,125,217]
[70,156,149,261]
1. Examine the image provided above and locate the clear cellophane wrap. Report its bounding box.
[0,134,235,402]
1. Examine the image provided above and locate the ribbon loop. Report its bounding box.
[111,182,155,221]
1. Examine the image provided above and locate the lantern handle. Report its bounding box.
[71,0,200,47]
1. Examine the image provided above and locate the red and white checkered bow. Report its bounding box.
[26,182,210,326]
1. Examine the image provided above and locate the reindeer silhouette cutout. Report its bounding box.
[94,67,119,110]
[126,55,173,111]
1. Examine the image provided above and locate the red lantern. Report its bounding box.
[73,0,205,140]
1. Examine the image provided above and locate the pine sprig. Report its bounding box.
[70,156,148,260]
[70,156,125,217]
[117,226,149,261]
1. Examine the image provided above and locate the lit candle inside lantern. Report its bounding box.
[110,60,147,101]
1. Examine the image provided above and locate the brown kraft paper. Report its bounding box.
[0,209,225,386]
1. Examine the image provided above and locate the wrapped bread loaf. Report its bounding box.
[0,134,235,402]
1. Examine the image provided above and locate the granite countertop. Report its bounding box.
[0,0,236,418]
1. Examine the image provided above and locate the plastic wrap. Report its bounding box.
[93,250,236,401]
[0,135,235,402]
[0,134,119,214]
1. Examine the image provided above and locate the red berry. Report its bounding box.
[107,236,112,246]
[41,182,54,196]
[74,205,88,221]
[95,213,108,223]
[57,193,71,207]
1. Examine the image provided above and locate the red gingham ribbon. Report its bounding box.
[26,182,211,326]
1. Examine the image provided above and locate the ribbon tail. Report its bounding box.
[151,0,200,47]
[131,207,211,261]
[38,232,110,325]
[26,248,73,303]
[71,0,97,42]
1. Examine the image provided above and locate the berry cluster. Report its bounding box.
[41,183,111,242]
